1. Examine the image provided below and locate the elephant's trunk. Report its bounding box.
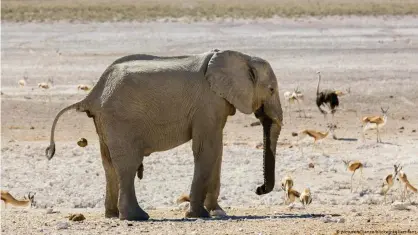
[255,107,281,195]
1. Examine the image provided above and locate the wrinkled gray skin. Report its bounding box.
[45,50,283,221]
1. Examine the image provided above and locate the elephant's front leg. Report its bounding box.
[204,154,227,217]
[186,130,223,218]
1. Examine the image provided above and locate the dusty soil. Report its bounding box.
[1,16,418,234]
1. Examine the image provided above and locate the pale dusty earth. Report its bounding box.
[1,16,418,234]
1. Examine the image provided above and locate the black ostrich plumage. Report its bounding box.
[316,89,339,114]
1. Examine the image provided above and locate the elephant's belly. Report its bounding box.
[141,121,192,156]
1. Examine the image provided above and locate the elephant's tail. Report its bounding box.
[176,194,190,204]
[45,100,88,160]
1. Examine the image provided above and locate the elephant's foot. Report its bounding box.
[185,207,210,218]
[119,206,149,221]
[105,208,119,218]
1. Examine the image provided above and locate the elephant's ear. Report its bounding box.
[205,50,256,114]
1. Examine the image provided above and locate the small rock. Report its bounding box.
[256,143,263,149]
[321,215,343,223]
[399,126,404,130]
[57,222,70,230]
[250,121,261,127]
[412,130,416,133]
[68,213,86,221]
[211,209,227,217]
[127,222,133,226]
[46,208,54,214]
[30,126,35,130]
[77,138,88,147]
[291,132,298,137]
[308,163,315,168]
[321,215,333,223]
[389,95,394,98]
[367,219,371,222]
[359,190,368,197]
[401,117,405,120]
[391,202,411,211]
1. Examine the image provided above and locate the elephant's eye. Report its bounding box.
[269,87,274,95]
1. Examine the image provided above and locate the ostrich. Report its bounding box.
[315,71,339,121]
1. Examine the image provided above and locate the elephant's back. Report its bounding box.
[110,54,191,66]
[109,52,213,74]
[83,51,215,118]
[94,62,206,123]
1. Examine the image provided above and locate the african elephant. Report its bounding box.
[46,49,283,221]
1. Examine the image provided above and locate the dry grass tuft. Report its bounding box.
[2,0,418,22]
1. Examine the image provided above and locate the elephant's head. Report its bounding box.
[205,50,283,195]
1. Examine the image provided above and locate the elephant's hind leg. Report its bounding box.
[100,140,119,218]
[204,154,227,217]
[108,136,149,221]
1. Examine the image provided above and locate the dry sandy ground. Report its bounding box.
[1,16,418,234]
[1,206,418,235]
